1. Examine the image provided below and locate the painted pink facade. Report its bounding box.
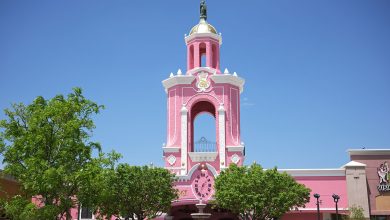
[295,176,348,210]
[57,2,390,220]
[160,2,390,220]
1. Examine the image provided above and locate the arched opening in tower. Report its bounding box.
[190,101,216,153]
[199,42,207,67]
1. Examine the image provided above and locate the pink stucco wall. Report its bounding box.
[351,154,390,215]
[294,176,348,210]
[164,70,243,174]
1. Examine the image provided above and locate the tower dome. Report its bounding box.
[189,0,218,36]
[189,18,217,35]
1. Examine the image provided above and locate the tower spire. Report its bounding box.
[200,0,207,20]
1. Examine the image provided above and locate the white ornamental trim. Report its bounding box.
[226,145,245,153]
[205,163,218,177]
[181,106,188,175]
[348,149,390,156]
[196,72,210,92]
[278,169,346,177]
[218,104,226,169]
[175,163,201,181]
[162,146,180,153]
[167,155,176,166]
[210,74,245,93]
[231,154,240,164]
[162,76,195,93]
[184,33,222,45]
[186,67,216,76]
[188,152,218,162]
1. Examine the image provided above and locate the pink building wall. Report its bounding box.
[164,74,244,174]
[294,176,348,210]
[351,154,390,216]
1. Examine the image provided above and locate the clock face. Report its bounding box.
[192,172,213,199]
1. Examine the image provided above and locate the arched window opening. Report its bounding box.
[201,55,207,67]
[199,43,207,67]
[194,113,216,152]
[190,101,216,153]
[189,45,194,69]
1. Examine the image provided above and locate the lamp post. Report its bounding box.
[314,193,320,220]
[332,194,340,220]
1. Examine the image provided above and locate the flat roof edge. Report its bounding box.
[348,149,390,156]
[278,168,345,177]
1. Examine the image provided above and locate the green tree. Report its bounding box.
[97,164,178,220]
[214,163,311,220]
[0,88,115,220]
[348,205,365,220]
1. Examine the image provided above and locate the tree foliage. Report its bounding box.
[96,164,178,220]
[348,205,365,220]
[214,163,311,220]
[0,88,117,220]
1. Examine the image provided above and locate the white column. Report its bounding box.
[181,105,188,175]
[218,104,226,169]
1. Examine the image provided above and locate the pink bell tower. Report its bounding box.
[162,1,245,205]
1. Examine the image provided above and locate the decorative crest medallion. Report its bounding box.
[377,161,390,192]
[196,72,210,92]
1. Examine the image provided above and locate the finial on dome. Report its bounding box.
[188,0,217,35]
[200,0,207,21]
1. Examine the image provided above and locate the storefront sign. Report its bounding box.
[377,161,390,192]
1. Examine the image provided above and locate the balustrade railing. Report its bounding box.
[193,137,216,152]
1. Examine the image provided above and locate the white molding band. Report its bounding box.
[186,67,217,76]
[162,76,195,93]
[188,152,218,162]
[348,149,390,156]
[206,163,218,177]
[185,33,222,45]
[162,69,245,94]
[181,105,188,175]
[342,161,366,168]
[162,146,180,153]
[210,74,245,93]
[278,169,346,177]
[226,145,245,153]
[218,104,226,169]
[176,163,200,181]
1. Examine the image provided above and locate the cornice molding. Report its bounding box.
[162,76,195,93]
[185,33,222,45]
[348,149,390,156]
[210,74,245,93]
[186,67,216,76]
[226,145,245,153]
[188,152,218,162]
[278,168,346,177]
[343,161,367,168]
[162,146,180,153]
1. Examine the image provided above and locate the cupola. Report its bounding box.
[185,0,222,73]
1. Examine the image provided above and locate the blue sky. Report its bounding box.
[1,0,389,169]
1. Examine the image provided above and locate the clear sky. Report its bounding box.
[1,0,389,169]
